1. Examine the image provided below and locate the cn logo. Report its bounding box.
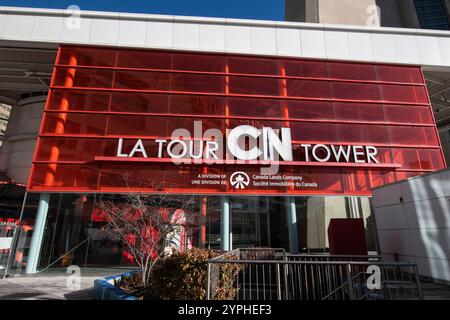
[230,171,250,190]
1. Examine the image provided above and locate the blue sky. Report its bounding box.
[0,0,285,20]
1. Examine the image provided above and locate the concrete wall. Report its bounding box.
[372,169,450,283]
[285,0,420,28]
[3,6,450,69]
[0,96,45,184]
[317,0,378,27]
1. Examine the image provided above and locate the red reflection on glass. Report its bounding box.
[117,50,171,69]
[283,60,327,78]
[332,83,380,101]
[53,68,113,88]
[333,103,384,122]
[228,57,277,75]
[377,65,422,83]
[384,105,433,124]
[287,80,331,98]
[288,101,333,119]
[328,63,377,81]
[230,76,279,96]
[381,85,428,103]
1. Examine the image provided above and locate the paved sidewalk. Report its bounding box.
[1,268,449,300]
[422,282,450,300]
[0,268,129,300]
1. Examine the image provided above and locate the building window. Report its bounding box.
[414,0,450,30]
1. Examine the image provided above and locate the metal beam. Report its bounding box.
[430,99,450,109]
[0,83,47,91]
[0,46,57,53]
[425,75,447,86]
[428,84,450,97]
[0,95,16,105]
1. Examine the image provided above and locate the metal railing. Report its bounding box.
[206,248,423,300]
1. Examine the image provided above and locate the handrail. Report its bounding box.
[207,249,423,301]
[286,254,382,259]
[207,259,416,266]
[321,271,367,300]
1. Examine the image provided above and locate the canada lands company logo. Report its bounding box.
[229,171,250,190]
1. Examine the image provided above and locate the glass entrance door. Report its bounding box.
[230,197,289,250]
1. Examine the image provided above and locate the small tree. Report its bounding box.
[97,192,198,288]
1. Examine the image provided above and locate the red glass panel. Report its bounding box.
[228,119,283,131]
[164,165,224,192]
[342,169,369,192]
[227,57,278,75]
[59,47,116,66]
[290,122,336,142]
[116,50,171,69]
[377,65,423,83]
[392,148,421,169]
[367,170,396,188]
[53,68,113,88]
[287,80,331,98]
[47,90,110,111]
[230,76,279,96]
[110,93,169,113]
[328,63,377,81]
[170,95,225,115]
[376,147,393,164]
[171,73,224,93]
[166,118,225,136]
[114,71,170,90]
[30,164,98,190]
[384,105,433,124]
[283,60,327,78]
[287,101,333,119]
[99,164,163,191]
[381,85,428,103]
[396,171,423,181]
[336,124,388,143]
[228,97,281,118]
[418,149,445,170]
[173,53,224,72]
[106,115,168,137]
[332,83,380,101]
[333,103,384,122]
[35,138,105,161]
[42,113,107,135]
[388,126,438,146]
[423,127,439,145]
[312,168,343,193]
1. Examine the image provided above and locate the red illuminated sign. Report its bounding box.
[27,46,446,196]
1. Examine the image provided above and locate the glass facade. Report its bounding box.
[10,193,376,272]
[9,45,445,272]
[415,0,450,30]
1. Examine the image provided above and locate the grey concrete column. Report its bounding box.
[25,193,50,274]
[287,197,299,253]
[220,196,230,251]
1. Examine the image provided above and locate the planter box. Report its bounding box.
[93,271,139,300]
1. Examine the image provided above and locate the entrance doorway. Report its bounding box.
[230,197,289,250]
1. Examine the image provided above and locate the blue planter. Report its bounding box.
[93,271,140,300]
